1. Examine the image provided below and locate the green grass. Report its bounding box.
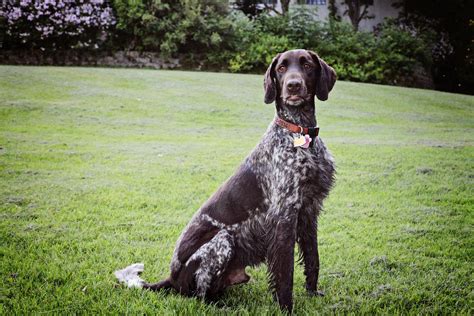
[0,65,473,315]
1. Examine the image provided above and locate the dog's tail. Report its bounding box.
[114,263,172,291]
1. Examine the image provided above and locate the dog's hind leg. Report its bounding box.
[180,229,235,298]
[143,278,173,291]
[115,229,235,298]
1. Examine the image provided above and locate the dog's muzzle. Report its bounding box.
[283,78,308,106]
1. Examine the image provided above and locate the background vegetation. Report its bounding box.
[1,0,472,93]
[1,66,473,314]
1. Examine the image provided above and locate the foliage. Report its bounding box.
[372,19,434,84]
[327,0,341,21]
[111,0,233,59]
[0,0,115,50]
[228,12,293,72]
[229,8,323,73]
[228,12,431,85]
[393,0,474,93]
[0,2,441,88]
[232,0,264,18]
[317,19,378,82]
[229,32,291,72]
[319,18,433,84]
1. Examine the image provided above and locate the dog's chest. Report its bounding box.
[248,128,335,215]
[268,132,333,185]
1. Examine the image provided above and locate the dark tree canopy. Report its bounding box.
[233,0,264,17]
[328,0,341,21]
[394,0,474,93]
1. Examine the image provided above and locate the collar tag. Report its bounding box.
[293,134,312,148]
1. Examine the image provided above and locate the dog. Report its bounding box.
[115,49,336,313]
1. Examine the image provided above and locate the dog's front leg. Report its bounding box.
[297,209,323,296]
[267,214,297,313]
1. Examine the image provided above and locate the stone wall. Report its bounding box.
[0,50,181,69]
[0,49,434,89]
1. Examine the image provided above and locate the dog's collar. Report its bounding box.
[274,117,319,139]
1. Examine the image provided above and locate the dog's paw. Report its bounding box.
[114,263,145,288]
[307,289,325,297]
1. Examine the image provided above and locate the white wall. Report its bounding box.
[358,0,400,31]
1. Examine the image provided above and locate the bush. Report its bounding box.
[308,19,431,84]
[1,0,115,50]
[228,12,293,72]
[228,9,314,73]
[317,20,379,82]
[0,3,434,87]
[228,12,433,85]
[112,0,233,60]
[372,19,434,84]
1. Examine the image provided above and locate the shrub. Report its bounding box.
[0,3,434,87]
[229,32,292,72]
[111,0,233,60]
[227,11,433,84]
[317,20,379,82]
[228,10,310,73]
[372,19,434,84]
[316,18,433,84]
[1,0,115,50]
[286,6,323,49]
[227,11,291,72]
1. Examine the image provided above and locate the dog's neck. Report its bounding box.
[275,97,317,127]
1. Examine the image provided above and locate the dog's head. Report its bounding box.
[264,49,336,106]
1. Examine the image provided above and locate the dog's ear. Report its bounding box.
[308,50,336,101]
[264,53,281,104]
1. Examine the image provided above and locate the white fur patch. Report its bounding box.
[114,263,145,288]
[201,214,226,229]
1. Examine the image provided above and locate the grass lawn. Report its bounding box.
[0,65,473,314]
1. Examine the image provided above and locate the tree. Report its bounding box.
[279,0,291,15]
[342,0,374,31]
[328,0,341,21]
[393,0,474,94]
[262,0,290,16]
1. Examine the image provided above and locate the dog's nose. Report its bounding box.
[287,79,302,93]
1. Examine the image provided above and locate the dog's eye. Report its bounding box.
[303,63,313,70]
[277,65,286,73]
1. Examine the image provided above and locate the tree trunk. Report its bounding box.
[328,0,340,21]
[346,0,360,30]
[343,0,374,31]
[281,0,290,16]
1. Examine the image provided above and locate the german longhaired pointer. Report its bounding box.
[115,49,336,313]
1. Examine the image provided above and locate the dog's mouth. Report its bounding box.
[285,95,307,106]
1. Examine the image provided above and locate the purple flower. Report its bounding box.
[20,0,31,7]
[5,0,116,48]
[8,7,22,21]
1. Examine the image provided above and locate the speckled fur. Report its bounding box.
[186,229,234,297]
[115,50,336,313]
